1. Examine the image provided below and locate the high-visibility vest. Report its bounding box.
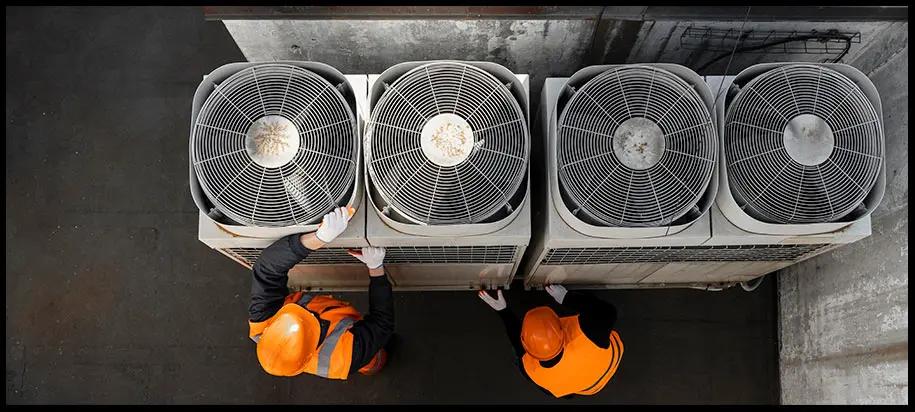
[249,291,362,380]
[521,315,624,398]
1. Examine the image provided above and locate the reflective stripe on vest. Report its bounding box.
[521,317,623,397]
[316,317,356,378]
[297,294,314,307]
[578,331,624,395]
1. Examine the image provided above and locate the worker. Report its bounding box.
[248,206,394,379]
[478,285,623,398]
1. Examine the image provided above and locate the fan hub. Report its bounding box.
[420,113,475,167]
[245,115,301,168]
[612,117,666,170]
[783,114,834,166]
[724,64,883,224]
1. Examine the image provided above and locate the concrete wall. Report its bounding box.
[778,22,908,405]
[223,19,598,111]
[626,20,895,74]
[223,18,899,108]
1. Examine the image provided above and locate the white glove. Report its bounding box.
[315,206,354,243]
[347,246,385,269]
[478,289,507,311]
[545,284,568,304]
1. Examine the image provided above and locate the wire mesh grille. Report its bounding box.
[385,246,518,263]
[541,244,830,265]
[557,65,717,226]
[225,247,360,265]
[366,62,529,224]
[224,245,518,266]
[725,64,883,223]
[193,64,358,226]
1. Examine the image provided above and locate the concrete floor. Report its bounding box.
[6,7,779,404]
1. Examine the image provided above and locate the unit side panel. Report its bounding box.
[385,263,514,289]
[287,264,370,290]
[527,262,665,287]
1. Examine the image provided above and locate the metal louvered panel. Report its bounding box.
[366,62,529,225]
[193,64,358,227]
[558,65,716,227]
[224,245,518,267]
[541,244,830,265]
[223,247,361,266]
[725,64,883,224]
[385,246,518,264]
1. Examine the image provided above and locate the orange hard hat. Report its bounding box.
[521,306,564,360]
[256,307,321,376]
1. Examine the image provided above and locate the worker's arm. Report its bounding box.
[547,285,617,349]
[346,247,395,372]
[248,233,315,322]
[479,290,558,399]
[496,306,526,359]
[248,207,353,322]
[478,290,524,358]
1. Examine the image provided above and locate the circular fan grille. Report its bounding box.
[192,64,358,227]
[725,64,883,224]
[557,65,717,227]
[366,62,529,224]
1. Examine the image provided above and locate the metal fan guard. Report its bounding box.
[366,62,530,225]
[192,63,358,227]
[724,64,883,224]
[557,65,717,227]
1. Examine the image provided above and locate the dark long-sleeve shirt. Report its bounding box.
[249,234,394,372]
[493,290,618,398]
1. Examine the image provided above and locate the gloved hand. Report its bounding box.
[315,206,355,243]
[347,246,386,270]
[545,284,568,304]
[478,289,507,311]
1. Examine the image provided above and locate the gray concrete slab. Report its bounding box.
[6,6,778,404]
[777,23,908,405]
[626,20,897,74]
[222,18,597,115]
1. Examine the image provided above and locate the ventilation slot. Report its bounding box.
[384,246,518,264]
[223,247,360,266]
[225,245,519,266]
[541,244,831,265]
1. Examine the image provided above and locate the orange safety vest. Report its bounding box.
[248,291,362,380]
[521,315,624,398]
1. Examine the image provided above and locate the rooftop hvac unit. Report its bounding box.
[364,61,531,290]
[717,63,884,233]
[192,61,372,291]
[643,63,884,286]
[521,64,720,289]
